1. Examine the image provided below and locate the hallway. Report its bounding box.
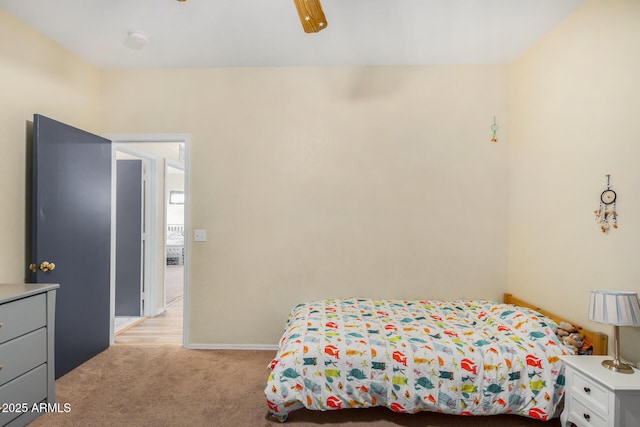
[114,263,184,344]
[114,296,183,344]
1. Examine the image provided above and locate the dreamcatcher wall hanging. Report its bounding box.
[490,116,499,143]
[594,174,618,233]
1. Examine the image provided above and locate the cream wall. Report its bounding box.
[101,66,510,345]
[5,0,637,353]
[0,9,101,283]
[508,0,640,363]
[4,7,510,347]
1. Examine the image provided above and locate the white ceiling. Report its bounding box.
[0,0,584,69]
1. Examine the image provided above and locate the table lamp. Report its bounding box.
[588,290,640,373]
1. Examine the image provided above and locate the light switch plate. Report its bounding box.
[194,229,207,242]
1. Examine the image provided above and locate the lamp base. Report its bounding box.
[602,359,635,374]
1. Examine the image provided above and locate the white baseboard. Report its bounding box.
[184,343,278,351]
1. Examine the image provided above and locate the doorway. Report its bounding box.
[165,162,185,307]
[106,134,190,347]
[114,157,145,319]
[112,149,150,335]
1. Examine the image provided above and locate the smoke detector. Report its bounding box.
[124,32,149,50]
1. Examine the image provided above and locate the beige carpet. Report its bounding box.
[29,345,560,427]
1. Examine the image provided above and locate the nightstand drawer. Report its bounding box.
[569,395,607,427]
[0,328,47,387]
[562,356,640,427]
[0,294,46,345]
[571,370,608,412]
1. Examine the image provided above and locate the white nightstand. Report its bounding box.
[561,355,640,427]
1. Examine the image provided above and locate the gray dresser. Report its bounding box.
[0,284,58,427]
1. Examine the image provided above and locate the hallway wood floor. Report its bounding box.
[114,297,183,344]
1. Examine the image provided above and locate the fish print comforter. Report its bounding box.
[265,298,571,421]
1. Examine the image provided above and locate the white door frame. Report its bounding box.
[106,133,191,348]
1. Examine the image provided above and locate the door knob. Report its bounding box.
[29,263,37,273]
[39,261,56,272]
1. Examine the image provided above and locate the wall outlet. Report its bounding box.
[194,229,207,242]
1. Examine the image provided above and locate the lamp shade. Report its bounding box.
[589,290,640,326]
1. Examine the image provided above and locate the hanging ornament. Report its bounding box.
[594,174,618,233]
[490,116,499,143]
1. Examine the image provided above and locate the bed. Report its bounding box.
[265,294,607,422]
[166,224,184,265]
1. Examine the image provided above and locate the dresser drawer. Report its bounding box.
[0,328,47,387]
[569,394,607,427]
[0,294,46,345]
[0,364,47,426]
[570,369,608,412]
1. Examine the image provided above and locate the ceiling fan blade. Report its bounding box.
[293,0,328,33]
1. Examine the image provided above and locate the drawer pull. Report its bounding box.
[583,387,591,394]
[583,413,591,421]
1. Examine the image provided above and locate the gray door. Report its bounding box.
[116,159,143,316]
[29,114,111,379]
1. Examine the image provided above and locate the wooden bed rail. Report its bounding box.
[503,293,608,356]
